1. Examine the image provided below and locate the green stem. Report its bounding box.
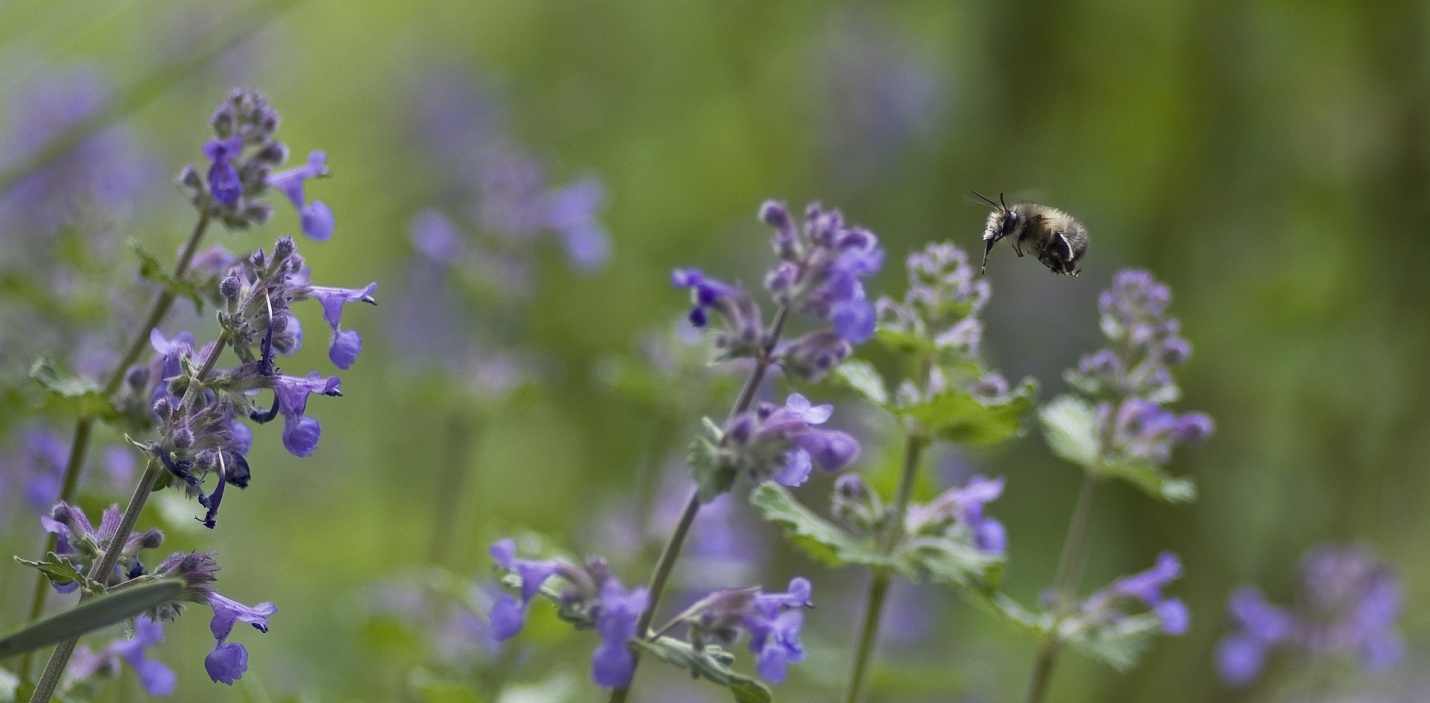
[427,406,478,565]
[29,462,163,703]
[1022,474,1101,703]
[842,431,928,703]
[19,210,211,679]
[607,306,790,703]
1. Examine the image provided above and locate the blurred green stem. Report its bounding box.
[427,404,478,565]
[20,210,211,679]
[842,431,928,703]
[607,306,790,703]
[1022,474,1101,703]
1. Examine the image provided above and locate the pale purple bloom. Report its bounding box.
[307,283,377,369]
[1081,552,1188,635]
[679,578,812,684]
[759,201,884,343]
[270,372,342,456]
[486,539,559,640]
[546,177,612,270]
[204,592,275,685]
[719,393,860,487]
[905,475,1008,554]
[41,501,163,589]
[410,210,466,264]
[1107,398,1215,465]
[591,578,649,687]
[267,150,334,240]
[66,617,176,696]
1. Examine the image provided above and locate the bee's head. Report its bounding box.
[975,191,1021,241]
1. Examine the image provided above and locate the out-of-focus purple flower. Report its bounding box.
[778,329,851,382]
[679,578,813,684]
[877,242,992,365]
[591,578,649,688]
[546,177,612,271]
[1072,270,1195,402]
[672,268,765,359]
[1105,397,1214,465]
[717,393,859,488]
[204,592,275,685]
[1080,552,1188,635]
[1218,544,1403,687]
[66,616,176,696]
[410,210,467,265]
[760,201,884,343]
[267,150,334,240]
[906,475,1008,554]
[41,502,164,589]
[202,137,244,206]
[486,538,560,640]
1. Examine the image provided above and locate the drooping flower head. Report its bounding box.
[1218,544,1403,687]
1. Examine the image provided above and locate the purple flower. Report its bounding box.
[905,475,1008,554]
[66,617,176,696]
[204,592,275,685]
[1219,544,1403,686]
[546,177,611,271]
[410,210,466,265]
[591,578,649,688]
[759,201,884,343]
[306,283,378,369]
[41,501,163,589]
[1107,398,1214,465]
[486,539,560,640]
[679,578,813,684]
[267,150,334,240]
[718,393,860,487]
[1072,270,1195,401]
[1081,552,1188,635]
[202,137,244,207]
[269,372,342,457]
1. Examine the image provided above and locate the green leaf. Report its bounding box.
[630,637,771,703]
[749,482,907,574]
[1061,612,1166,671]
[833,359,889,407]
[901,377,1037,445]
[407,669,484,703]
[906,533,1003,589]
[1039,395,1198,502]
[129,239,205,310]
[873,327,938,356]
[0,579,182,661]
[29,357,117,419]
[14,552,92,592]
[688,436,734,504]
[1038,395,1100,468]
[1099,460,1198,502]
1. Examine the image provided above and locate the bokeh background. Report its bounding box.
[1,0,1428,701]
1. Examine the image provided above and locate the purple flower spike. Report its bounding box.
[202,137,244,206]
[591,578,649,688]
[268,151,334,240]
[308,283,378,369]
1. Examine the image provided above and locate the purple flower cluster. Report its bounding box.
[672,200,884,380]
[877,242,991,357]
[33,506,274,687]
[905,475,1009,555]
[178,89,333,240]
[677,578,814,683]
[66,617,175,696]
[715,393,860,488]
[1077,552,1189,635]
[486,539,650,688]
[1218,544,1402,686]
[144,237,374,527]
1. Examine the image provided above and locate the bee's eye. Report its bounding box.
[1001,212,1019,234]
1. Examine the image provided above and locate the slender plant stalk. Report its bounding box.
[20,211,211,679]
[426,404,478,565]
[606,307,790,703]
[842,431,928,703]
[1022,474,1101,703]
[29,328,232,703]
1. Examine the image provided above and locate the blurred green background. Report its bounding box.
[1,0,1428,701]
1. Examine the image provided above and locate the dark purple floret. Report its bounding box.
[203,137,244,206]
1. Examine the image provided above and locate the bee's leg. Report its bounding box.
[1011,240,1024,257]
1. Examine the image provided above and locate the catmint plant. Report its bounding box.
[746,242,1035,703]
[1218,544,1402,689]
[1020,269,1212,703]
[10,90,368,702]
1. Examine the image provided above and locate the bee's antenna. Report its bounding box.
[999,192,1008,210]
[971,190,1001,210]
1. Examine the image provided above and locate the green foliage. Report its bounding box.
[901,378,1037,445]
[748,481,907,575]
[907,533,1003,590]
[1059,613,1167,672]
[630,637,771,703]
[13,551,94,593]
[407,670,485,703]
[1038,395,1197,502]
[688,433,732,504]
[29,357,118,420]
[832,359,889,407]
[129,239,206,310]
[0,579,182,661]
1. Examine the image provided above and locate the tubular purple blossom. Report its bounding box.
[66,617,176,696]
[204,592,276,685]
[267,151,334,240]
[591,578,650,688]
[1080,552,1189,635]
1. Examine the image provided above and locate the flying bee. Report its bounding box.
[974,191,1088,276]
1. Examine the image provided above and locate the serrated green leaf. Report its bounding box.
[833,359,889,407]
[631,637,772,703]
[873,327,938,356]
[1039,395,1100,467]
[129,239,205,310]
[14,552,91,591]
[688,437,734,504]
[906,533,1003,589]
[29,358,118,419]
[1061,612,1165,671]
[749,482,907,574]
[1099,460,1199,502]
[0,579,182,660]
[1039,395,1198,502]
[901,378,1036,445]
